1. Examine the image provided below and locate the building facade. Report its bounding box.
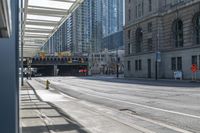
[102,31,124,50]
[102,0,124,37]
[124,0,200,79]
[41,0,124,57]
[42,0,96,55]
[90,49,124,75]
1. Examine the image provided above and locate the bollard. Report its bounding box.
[46,80,50,90]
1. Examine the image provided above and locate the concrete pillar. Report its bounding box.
[0,0,19,132]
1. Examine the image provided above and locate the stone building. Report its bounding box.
[124,0,200,79]
[89,49,125,75]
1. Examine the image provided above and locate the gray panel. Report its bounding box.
[0,0,19,132]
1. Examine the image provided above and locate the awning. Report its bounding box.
[20,0,83,57]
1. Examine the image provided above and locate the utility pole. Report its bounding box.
[155,16,161,80]
[155,60,158,80]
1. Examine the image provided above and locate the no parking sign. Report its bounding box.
[191,64,198,73]
[191,64,198,81]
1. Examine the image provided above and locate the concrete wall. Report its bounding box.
[125,53,157,78]
[125,48,200,79]
[0,0,19,132]
[161,48,200,79]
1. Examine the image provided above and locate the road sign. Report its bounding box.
[156,52,161,62]
[191,64,198,73]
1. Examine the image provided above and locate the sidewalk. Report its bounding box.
[20,81,89,133]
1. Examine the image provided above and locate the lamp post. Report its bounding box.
[155,17,161,80]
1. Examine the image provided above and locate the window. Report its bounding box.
[172,0,184,5]
[135,5,138,18]
[128,43,131,55]
[138,4,141,17]
[139,60,142,70]
[128,61,131,71]
[135,0,144,18]
[171,57,176,70]
[148,22,152,32]
[142,1,144,16]
[128,9,131,21]
[128,30,131,40]
[148,38,153,51]
[135,60,138,71]
[177,57,182,70]
[172,57,182,70]
[172,19,184,48]
[135,28,143,53]
[149,0,152,12]
[192,55,197,65]
[135,59,142,71]
[193,13,200,44]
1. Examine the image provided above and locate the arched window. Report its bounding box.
[135,28,143,53]
[172,19,184,47]
[193,13,200,44]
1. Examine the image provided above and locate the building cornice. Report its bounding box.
[124,0,200,30]
[125,45,200,58]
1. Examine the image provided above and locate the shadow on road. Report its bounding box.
[78,76,200,88]
[21,83,90,133]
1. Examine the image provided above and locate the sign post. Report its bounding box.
[191,64,198,81]
[155,52,161,80]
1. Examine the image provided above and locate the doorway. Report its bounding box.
[147,59,151,78]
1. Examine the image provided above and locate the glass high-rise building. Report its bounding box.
[41,0,124,54]
[102,0,124,37]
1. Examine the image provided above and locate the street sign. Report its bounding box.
[156,52,161,62]
[191,64,198,73]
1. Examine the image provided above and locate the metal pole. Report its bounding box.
[20,0,24,86]
[155,16,161,80]
[117,60,119,78]
[21,42,24,85]
[29,58,32,80]
[155,61,158,80]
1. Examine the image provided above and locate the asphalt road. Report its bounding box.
[36,76,200,133]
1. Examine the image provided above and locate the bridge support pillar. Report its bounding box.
[54,65,58,76]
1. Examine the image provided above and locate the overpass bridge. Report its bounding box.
[24,56,88,76]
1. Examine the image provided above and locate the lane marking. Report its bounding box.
[81,101,193,133]
[57,84,195,133]
[51,82,200,120]
[36,80,155,133]
[82,89,200,119]
[125,112,193,133]
[94,104,193,133]
[36,80,195,133]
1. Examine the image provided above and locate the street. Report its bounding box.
[31,76,200,133]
